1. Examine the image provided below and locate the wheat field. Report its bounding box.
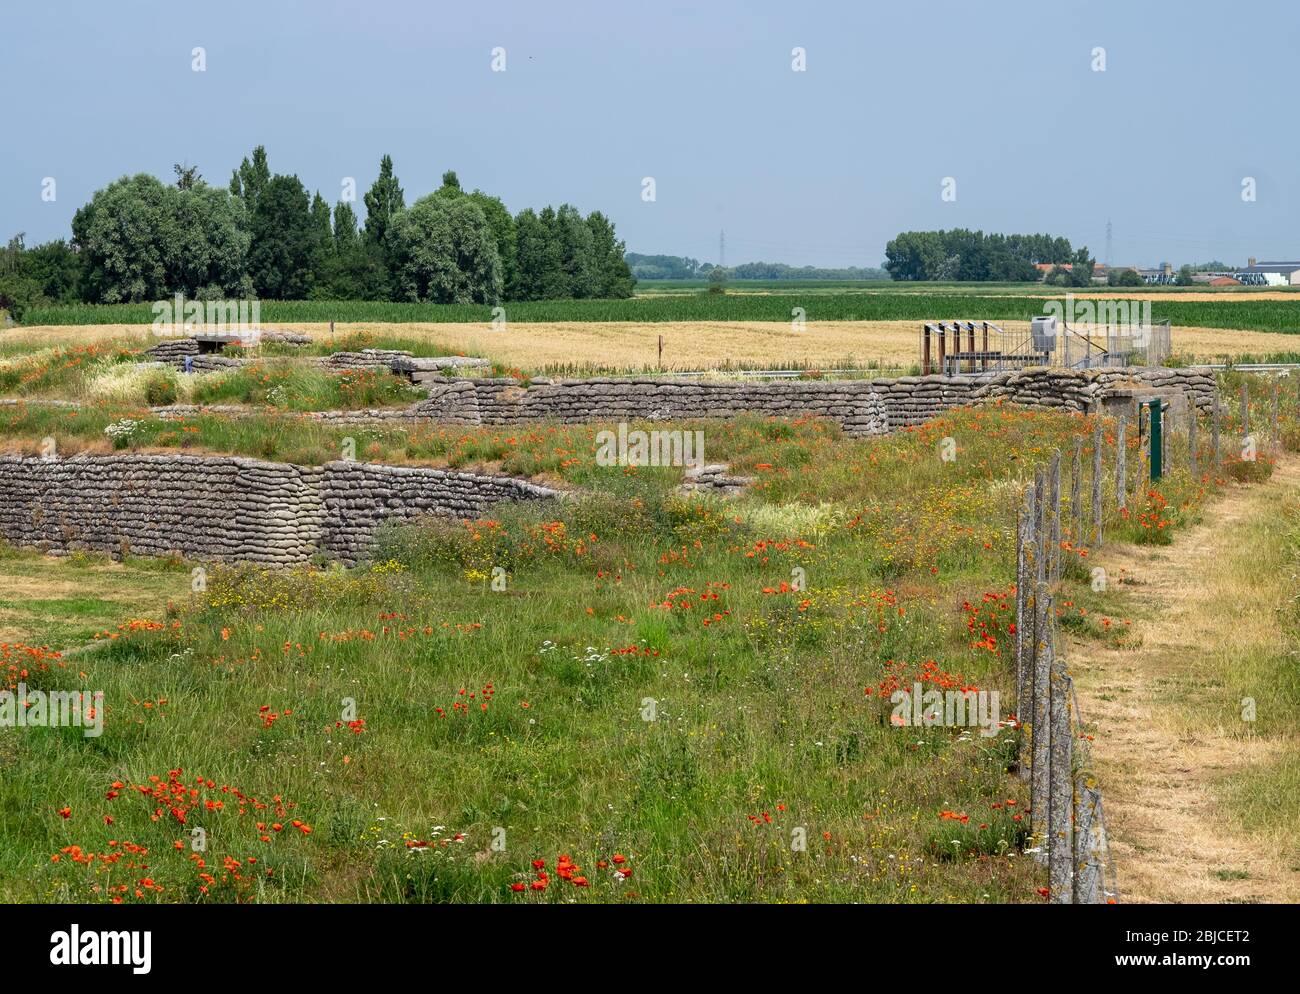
[9,319,1300,373]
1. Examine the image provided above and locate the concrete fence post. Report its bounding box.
[1241,381,1250,435]
[1212,390,1221,468]
[1115,417,1127,511]
[1073,775,1105,904]
[1189,405,1198,479]
[1070,437,1083,543]
[1049,450,1061,584]
[1272,376,1280,437]
[1031,581,1052,863]
[1091,422,1103,547]
[1049,663,1073,904]
[1034,468,1047,587]
[1016,491,1036,782]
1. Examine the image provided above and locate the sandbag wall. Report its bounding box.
[0,454,558,566]
[0,454,325,565]
[409,367,1216,434]
[320,462,558,566]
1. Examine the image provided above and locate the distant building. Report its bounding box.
[1235,259,1300,286]
[1135,263,1176,285]
[1034,262,1109,283]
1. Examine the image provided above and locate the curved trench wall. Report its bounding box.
[0,454,557,566]
[0,366,1215,566]
[150,367,1216,435]
[321,462,558,565]
[412,366,1217,433]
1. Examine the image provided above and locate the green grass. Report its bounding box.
[0,546,189,646]
[0,396,1259,903]
[190,364,423,412]
[19,291,1300,333]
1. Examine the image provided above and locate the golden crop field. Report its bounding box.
[12,319,1300,373]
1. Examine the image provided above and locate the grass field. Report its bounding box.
[18,288,1300,334]
[0,318,1296,903]
[5,399,1272,903]
[0,547,189,646]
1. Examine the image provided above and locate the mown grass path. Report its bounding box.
[1068,456,1300,903]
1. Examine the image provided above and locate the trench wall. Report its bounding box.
[0,454,557,566]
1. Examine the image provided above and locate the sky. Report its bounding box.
[3,0,1298,270]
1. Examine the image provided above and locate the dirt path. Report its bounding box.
[1067,456,1300,904]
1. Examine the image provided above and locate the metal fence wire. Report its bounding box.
[921,319,1172,376]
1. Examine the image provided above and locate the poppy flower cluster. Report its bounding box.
[105,768,301,830]
[655,582,732,627]
[92,618,170,641]
[736,538,816,564]
[609,644,661,657]
[961,588,1013,656]
[258,704,292,728]
[865,659,978,699]
[510,853,631,893]
[2,641,63,692]
[433,682,496,717]
[745,803,788,826]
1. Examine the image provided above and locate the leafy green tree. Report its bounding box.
[174,162,202,190]
[429,173,517,290]
[0,236,44,319]
[1069,248,1096,287]
[163,181,254,298]
[310,192,333,250]
[465,191,516,292]
[71,174,172,302]
[230,146,271,212]
[0,273,42,320]
[72,173,250,302]
[553,205,599,298]
[248,174,317,298]
[333,202,359,252]
[363,154,405,246]
[310,239,392,300]
[388,194,501,304]
[436,170,462,197]
[886,229,1074,281]
[884,231,946,280]
[511,207,565,300]
[1175,264,1196,286]
[15,239,84,302]
[586,211,635,298]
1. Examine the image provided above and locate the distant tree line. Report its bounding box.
[626,253,888,281]
[0,148,634,319]
[884,229,1091,283]
[623,253,711,280]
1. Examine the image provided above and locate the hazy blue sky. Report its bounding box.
[4,0,1297,268]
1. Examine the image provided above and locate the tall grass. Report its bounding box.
[1,391,1281,902]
